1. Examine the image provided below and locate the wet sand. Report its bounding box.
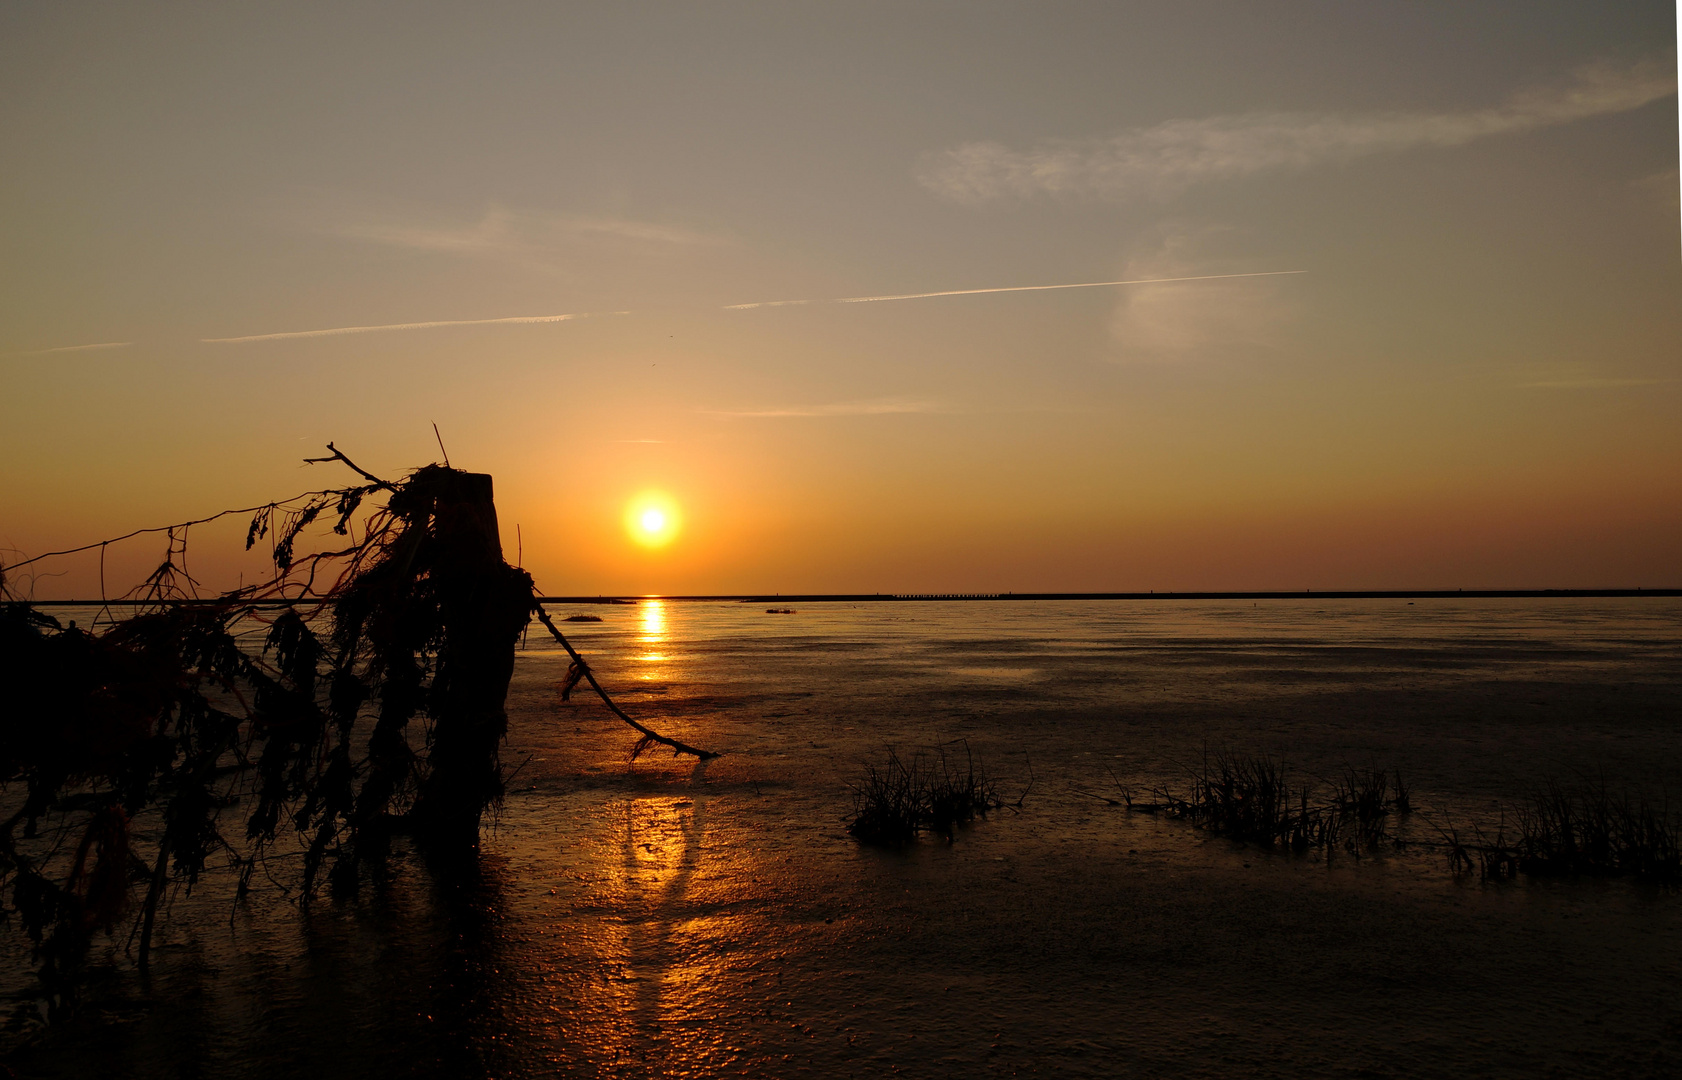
[9,599,1682,1077]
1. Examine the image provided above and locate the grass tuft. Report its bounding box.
[847,742,1004,846]
[1124,750,1411,854]
[1442,780,1681,883]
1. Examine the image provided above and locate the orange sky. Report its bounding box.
[2,3,1678,597]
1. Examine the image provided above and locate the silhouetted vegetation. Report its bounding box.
[1106,751,1676,884]
[0,445,714,1019]
[847,750,924,847]
[1441,779,1680,884]
[1113,751,1412,854]
[847,742,1004,846]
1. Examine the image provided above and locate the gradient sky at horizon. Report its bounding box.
[2,1,1678,596]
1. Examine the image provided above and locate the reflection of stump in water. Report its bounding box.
[620,761,708,1055]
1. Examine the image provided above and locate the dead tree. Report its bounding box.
[0,445,715,1016]
[406,469,533,850]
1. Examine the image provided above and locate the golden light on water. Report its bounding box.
[640,599,666,643]
[636,599,668,674]
[624,492,682,549]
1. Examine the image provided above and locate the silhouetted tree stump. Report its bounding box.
[0,445,716,1013]
[408,471,533,853]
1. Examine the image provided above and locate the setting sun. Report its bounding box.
[624,492,682,549]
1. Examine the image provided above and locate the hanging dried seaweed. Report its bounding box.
[0,443,714,1018]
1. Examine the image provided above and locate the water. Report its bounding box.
[11,598,1682,1077]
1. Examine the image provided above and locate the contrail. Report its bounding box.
[47,272,1304,348]
[721,298,814,310]
[723,270,1305,309]
[201,311,625,345]
[6,341,134,356]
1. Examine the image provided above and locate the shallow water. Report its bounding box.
[11,598,1682,1077]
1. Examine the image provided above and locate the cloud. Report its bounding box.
[1521,377,1678,389]
[919,62,1675,203]
[340,207,723,255]
[563,216,720,246]
[1107,228,1302,362]
[708,398,948,418]
[340,209,520,254]
[202,311,624,345]
[1631,168,1681,223]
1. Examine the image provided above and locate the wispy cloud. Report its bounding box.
[919,62,1674,203]
[724,270,1304,310]
[1107,227,1301,363]
[1632,168,1681,221]
[564,216,721,246]
[340,207,723,255]
[202,311,624,345]
[707,398,948,418]
[1521,376,1678,389]
[6,341,133,356]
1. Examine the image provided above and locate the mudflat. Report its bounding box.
[11,598,1681,1078]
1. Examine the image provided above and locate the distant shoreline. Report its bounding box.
[22,588,1681,606]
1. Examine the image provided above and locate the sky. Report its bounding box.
[1,1,1678,596]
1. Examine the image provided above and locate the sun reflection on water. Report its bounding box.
[533,772,779,1075]
[636,599,668,674]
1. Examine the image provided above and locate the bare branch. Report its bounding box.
[531,603,719,760]
[303,442,396,491]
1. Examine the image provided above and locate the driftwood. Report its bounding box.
[530,604,718,760]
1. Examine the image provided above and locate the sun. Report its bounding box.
[625,492,682,548]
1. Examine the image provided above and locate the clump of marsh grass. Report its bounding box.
[1441,780,1681,884]
[1440,824,1521,880]
[1117,751,1411,855]
[1518,780,1680,880]
[1333,763,1412,847]
[847,750,926,847]
[847,742,1005,846]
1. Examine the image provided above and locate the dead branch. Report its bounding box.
[0,489,356,577]
[303,441,397,492]
[531,603,719,760]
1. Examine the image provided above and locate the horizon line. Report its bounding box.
[24,587,1681,606]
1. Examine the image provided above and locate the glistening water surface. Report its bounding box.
[14,598,1682,1078]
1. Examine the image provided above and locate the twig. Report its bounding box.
[502,753,536,787]
[530,603,719,760]
[0,489,347,574]
[303,442,396,491]
[1012,754,1035,810]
